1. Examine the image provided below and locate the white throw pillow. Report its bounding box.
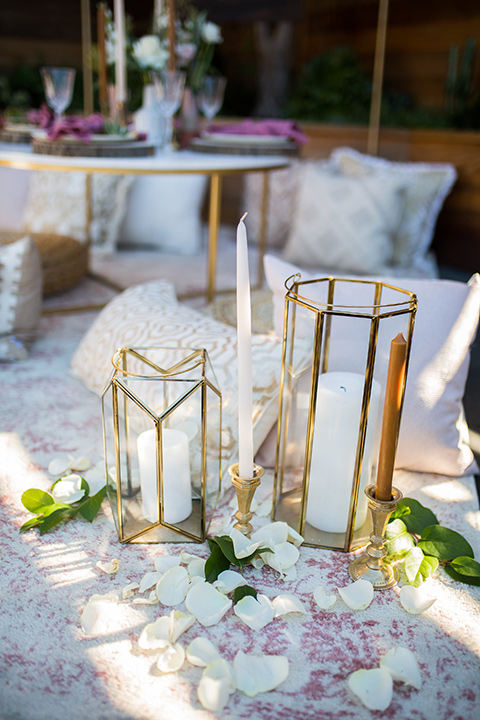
[0,235,42,361]
[70,280,283,492]
[330,147,457,274]
[283,161,403,274]
[264,253,480,478]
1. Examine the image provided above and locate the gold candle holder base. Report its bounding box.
[228,463,265,536]
[348,484,403,590]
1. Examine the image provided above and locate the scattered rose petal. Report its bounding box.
[96,558,120,575]
[313,586,337,610]
[138,617,171,650]
[198,659,235,712]
[286,525,304,547]
[80,592,119,636]
[348,668,393,711]
[229,528,264,559]
[282,565,297,582]
[133,590,159,605]
[180,550,200,565]
[339,579,374,610]
[256,499,273,517]
[83,466,106,495]
[156,566,190,606]
[139,571,162,594]
[169,610,195,643]
[69,455,91,472]
[187,637,221,667]
[251,555,265,570]
[213,570,247,594]
[272,594,307,617]
[380,647,422,689]
[154,555,181,573]
[233,650,289,697]
[185,581,232,626]
[156,643,185,673]
[187,557,206,579]
[233,594,275,631]
[48,457,72,477]
[122,582,140,600]
[261,542,300,577]
[251,521,289,546]
[400,585,436,614]
[51,474,85,504]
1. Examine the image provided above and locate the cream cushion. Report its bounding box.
[70,280,283,492]
[264,253,480,478]
[330,147,457,274]
[283,161,403,274]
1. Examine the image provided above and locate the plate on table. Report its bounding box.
[4,123,36,134]
[31,129,139,143]
[203,132,293,146]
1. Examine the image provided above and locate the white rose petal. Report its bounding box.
[204,659,236,692]
[133,590,159,605]
[156,643,185,673]
[122,582,140,599]
[96,558,120,575]
[180,550,200,565]
[69,455,91,472]
[187,557,206,579]
[251,521,289,546]
[261,542,300,575]
[51,474,85,504]
[256,499,273,517]
[251,555,265,570]
[213,570,247,594]
[272,594,307,617]
[138,616,171,650]
[233,650,289,697]
[348,668,393,711]
[185,581,232,627]
[229,527,263,559]
[339,579,374,610]
[80,592,119,636]
[313,586,337,610]
[154,555,181,573]
[282,565,297,582]
[198,660,235,712]
[233,594,275,631]
[186,637,221,667]
[48,457,72,476]
[83,466,106,495]
[380,647,422,689]
[156,566,190,606]
[139,571,162,594]
[169,609,195,643]
[400,585,436,614]
[286,525,304,548]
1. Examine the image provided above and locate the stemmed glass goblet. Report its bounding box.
[40,67,76,123]
[197,75,227,127]
[152,70,186,151]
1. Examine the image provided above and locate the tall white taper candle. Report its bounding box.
[114,0,127,105]
[236,213,254,479]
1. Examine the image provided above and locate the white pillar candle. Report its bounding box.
[137,428,192,525]
[236,214,254,479]
[114,0,127,104]
[306,371,381,533]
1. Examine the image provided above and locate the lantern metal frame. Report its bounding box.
[272,275,417,552]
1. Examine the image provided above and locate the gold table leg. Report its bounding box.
[207,172,222,303]
[257,170,270,289]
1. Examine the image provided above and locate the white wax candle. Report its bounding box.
[137,428,192,525]
[236,215,254,479]
[306,371,381,533]
[114,0,127,104]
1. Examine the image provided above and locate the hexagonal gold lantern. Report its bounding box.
[102,347,222,543]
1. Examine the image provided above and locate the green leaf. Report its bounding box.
[385,518,415,559]
[404,546,425,584]
[398,498,439,535]
[420,554,439,579]
[444,564,480,586]
[390,503,411,521]
[418,525,474,561]
[21,488,55,513]
[78,486,106,522]
[19,515,44,533]
[79,477,90,496]
[211,536,239,565]
[451,556,480,577]
[38,506,77,534]
[233,585,258,604]
[385,518,408,539]
[204,541,231,583]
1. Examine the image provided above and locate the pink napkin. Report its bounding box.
[27,103,55,129]
[206,119,308,145]
[46,113,105,142]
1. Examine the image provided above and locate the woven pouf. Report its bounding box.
[0,231,89,296]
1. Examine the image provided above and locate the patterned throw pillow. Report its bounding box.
[283,161,404,274]
[0,235,42,361]
[70,280,283,493]
[330,147,457,274]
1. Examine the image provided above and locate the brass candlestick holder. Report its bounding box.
[228,463,265,536]
[348,484,403,589]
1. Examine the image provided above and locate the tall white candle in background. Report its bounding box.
[137,428,192,524]
[306,371,381,533]
[236,213,254,479]
[114,0,127,104]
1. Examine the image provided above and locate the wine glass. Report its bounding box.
[40,67,76,123]
[197,75,227,126]
[152,70,186,151]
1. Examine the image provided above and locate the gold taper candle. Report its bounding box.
[376,332,407,501]
[97,5,108,116]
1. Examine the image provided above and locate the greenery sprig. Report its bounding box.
[386,497,480,587]
[20,478,106,536]
[204,535,272,603]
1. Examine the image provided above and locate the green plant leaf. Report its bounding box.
[385,518,415,559]
[398,498,439,535]
[79,477,90,496]
[211,536,239,565]
[451,556,480,577]
[418,525,474,561]
[420,554,439,579]
[38,506,77,535]
[78,486,106,522]
[404,546,425,584]
[21,488,55,513]
[204,541,231,583]
[444,564,480,586]
[19,515,44,533]
[390,503,411,520]
[233,585,258,604]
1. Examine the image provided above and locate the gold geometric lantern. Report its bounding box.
[272,276,417,552]
[101,347,222,543]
